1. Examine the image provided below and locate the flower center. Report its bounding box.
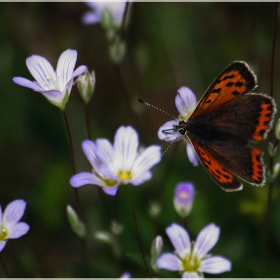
[117,170,132,181]
[104,177,118,187]
[0,227,8,241]
[182,253,201,272]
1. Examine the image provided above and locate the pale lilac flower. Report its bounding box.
[0,200,30,252]
[13,49,87,110]
[82,2,126,27]
[174,182,195,218]
[158,87,199,166]
[70,126,161,196]
[120,272,131,279]
[157,223,231,278]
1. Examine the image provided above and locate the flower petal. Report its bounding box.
[12,77,43,91]
[70,172,106,188]
[26,55,56,90]
[0,205,2,224]
[129,171,152,186]
[82,140,99,169]
[166,223,191,258]
[56,49,77,91]
[71,65,87,81]
[113,126,139,171]
[182,272,202,279]
[120,272,131,279]
[158,120,182,142]
[200,256,231,274]
[186,142,199,166]
[0,241,6,252]
[131,145,161,183]
[95,139,114,168]
[82,11,101,25]
[3,200,26,225]
[175,87,197,117]
[156,253,182,271]
[8,222,30,239]
[102,185,119,196]
[194,223,220,259]
[40,89,64,105]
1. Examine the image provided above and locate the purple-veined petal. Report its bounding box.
[82,11,101,25]
[8,222,30,239]
[81,140,100,169]
[175,87,197,117]
[166,223,191,259]
[0,205,2,224]
[200,256,231,274]
[129,171,152,186]
[13,77,43,92]
[131,145,161,180]
[56,49,77,91]
[70,172,106,188]
[102,185,119,196]
[186,142,199,166]
[0,241,6,252]
[3,200,26,225]
[194,223,220,259]
[40,89,64,104]
[182,272,202,279]
[71,65,87,80]
[26,55,56,90]
[156,253,182,271]
[95,139,114,172]
[158,120,182,143]
[113,126,139,171]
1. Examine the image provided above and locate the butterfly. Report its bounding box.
[156,61,276,191]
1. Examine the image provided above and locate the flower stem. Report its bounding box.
[85,103,92,140]
[264,2,278,274]
[124,185,151,277]
[1,253,9,277]
[62,110,91,277]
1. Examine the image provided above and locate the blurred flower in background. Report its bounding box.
[150,235,163,273]
[174,182,195,218]
[119,272,131,279]
[13,49,87,110]
[70,126,161,196]
[157,223,231,278]
[158,86,199,166]
[0,200,30,252]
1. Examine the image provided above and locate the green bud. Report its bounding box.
[110,220,123,236]
[76,69,95,104]
[268,142,277,157]
[273,162,280,177]
[148,201,162,218]
[66,205,86,238]
[109,40,126,64]
[94,231,112,244]
[150,236,163,273]
[275,118,280,140]
[101,8,113,30]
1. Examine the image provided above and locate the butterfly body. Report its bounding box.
[172,61,276,191]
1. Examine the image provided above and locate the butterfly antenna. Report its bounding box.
[161,134,183,157]
[138,98,178,121]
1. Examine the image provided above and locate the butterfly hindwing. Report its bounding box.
[191,61,257,118]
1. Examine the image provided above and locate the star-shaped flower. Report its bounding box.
[158,86,199,166]
[157,223,231,278]
[13,49,87,110]
[70,126,161,196]
[0,200,30,252]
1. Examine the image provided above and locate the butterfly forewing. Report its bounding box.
[190,61,257,118]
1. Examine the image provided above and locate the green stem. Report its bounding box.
[1,253,9,277]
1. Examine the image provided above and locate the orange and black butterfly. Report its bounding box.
[142,61,276,191]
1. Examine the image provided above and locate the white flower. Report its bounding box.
[157,223,231,278]
[13,49,87,110]
[70,126,161,196]
[82,2,127,27]
[0,200,30,252]
[158,86,199,166]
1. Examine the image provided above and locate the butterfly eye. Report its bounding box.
[175,120,188,135]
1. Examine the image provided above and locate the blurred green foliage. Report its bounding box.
[0,2,279,277]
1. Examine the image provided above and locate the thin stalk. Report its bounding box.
[85,103,92,140]
[62,110,91,277]
[264,2,278,274]
[119,1,130,41]
[124,185,151,277]
[1,254,9,277]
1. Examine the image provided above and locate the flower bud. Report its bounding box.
[148,201,162,218]
[111,220,123,236]
[273,162,280,177]
[151,236,163,273]
[109,40,126,64]
[76,69,95,104]
[268,142,277,157]
[174,182,195,218]
[101,8,114,30]
[275,118,280,140]
[66,205,86,238]
[94,231,112,244]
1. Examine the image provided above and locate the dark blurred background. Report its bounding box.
[0,2,279,277]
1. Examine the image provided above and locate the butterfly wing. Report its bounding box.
[190,61,257,119]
